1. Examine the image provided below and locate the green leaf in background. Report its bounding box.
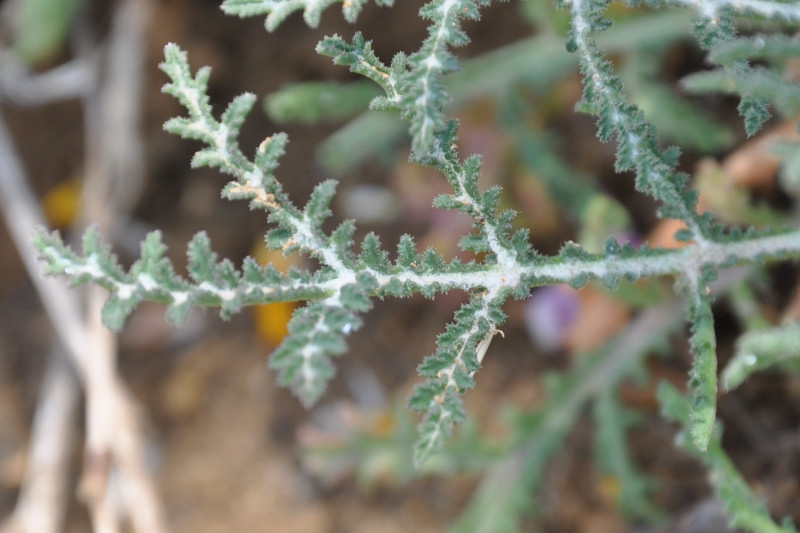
[593,391,664,522]
[265,81,380,124]
[635,82,734,154]
[722,322,800,391]
[12,0,84,66]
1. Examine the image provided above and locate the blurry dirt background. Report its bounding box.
[1,1,799,532]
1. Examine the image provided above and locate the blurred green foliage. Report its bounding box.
[11,0,84,66]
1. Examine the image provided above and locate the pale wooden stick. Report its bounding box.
[0,52,96,106]
[76,0,167,530]
[0,106,90,533]
[0,347,79,533]
[17,348,79,533]
[0,110,88,369]
[0,0,167,530]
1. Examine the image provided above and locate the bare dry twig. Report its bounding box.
[0,0,167,531]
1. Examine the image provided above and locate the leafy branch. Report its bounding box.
[317,0,496,155]
[33,0,800,481]
[678,0,800,136]
[562,0,715,244]
[221,0,394,30]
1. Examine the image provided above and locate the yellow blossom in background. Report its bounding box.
[42,179,81,229]
[251,241,301,347]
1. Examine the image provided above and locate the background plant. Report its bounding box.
[31,0,800,531]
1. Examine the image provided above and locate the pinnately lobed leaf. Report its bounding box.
[31,5,800,523]
[221,0,394,30]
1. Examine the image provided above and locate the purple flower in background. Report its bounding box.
[524,285,581,352]
[611,230,643,250]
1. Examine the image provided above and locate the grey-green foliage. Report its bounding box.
[723,322,800,391]
[221,0,394,30]
[32,0,800,528]
[265,80,379,124]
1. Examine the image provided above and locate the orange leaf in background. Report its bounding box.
[646,217,691,250]
[723,119,799,190]
[563,285,630,353]
[42,179,81,229]
[253,299,295,347]
[644,118,800,251]
[251,242,302,347]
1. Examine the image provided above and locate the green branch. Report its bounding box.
[30,3,800,517]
